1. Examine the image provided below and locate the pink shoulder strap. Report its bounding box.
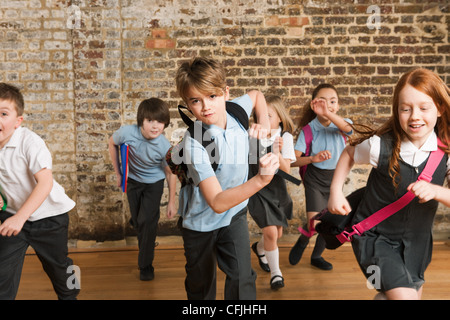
[303,124,313,157]
[336,138,446,244]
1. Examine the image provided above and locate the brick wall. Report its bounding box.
[0,0,449,241]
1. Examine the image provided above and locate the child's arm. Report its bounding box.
[312,99,352,134]
[0,168,53,237]
[273,136,291,173]
[164,165,177,219]
[247,90,271,133]
[108,135,122,188]
[407,180,450,207]
[327,145,355,215]
[199,152,279,214]
[291,150,332,168]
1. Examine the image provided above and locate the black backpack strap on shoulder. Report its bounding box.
[178,105,194,127]
[225,101,249,130]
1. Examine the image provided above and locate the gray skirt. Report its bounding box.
[303,164,335,213]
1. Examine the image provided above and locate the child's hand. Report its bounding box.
[407,180,438,203]
[272,136,283,154]
[328,191,352,215]
[166,202,177,219]
[311,98,329,117]
[115,172,123,188]
[248,123,268,140]
[312,150,332,163]
[257,152,279,184]
[0,215,26,237]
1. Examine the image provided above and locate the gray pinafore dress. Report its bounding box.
[248,137,293,228]
[351,133,448,292]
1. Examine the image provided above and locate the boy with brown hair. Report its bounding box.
[0,83,78,299]
[175,57,279,300]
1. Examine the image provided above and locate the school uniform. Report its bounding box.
[0,126,77,300]
[352,132,449,291]
[295,117,352,212]
[112,125,171,271]
[178,94,256,300]
[248,128,296,228]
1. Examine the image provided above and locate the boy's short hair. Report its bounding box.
[137,97,170,128]
[175,57,227,103]
[0,83,24,116]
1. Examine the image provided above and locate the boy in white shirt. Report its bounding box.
[0,83,78,300]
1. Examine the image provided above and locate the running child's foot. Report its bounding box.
[288,236,308,265]
[310,257,333,270]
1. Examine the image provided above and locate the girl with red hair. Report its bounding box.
[328,68,450,299]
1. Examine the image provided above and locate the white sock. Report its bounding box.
[265,248,282,281]
[257,237,268,264]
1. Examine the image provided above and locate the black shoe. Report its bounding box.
[289,236,308,265]
[270,275,285,290]
[140,265,155,281]
[311,257,333,270]
[251,242,270,272]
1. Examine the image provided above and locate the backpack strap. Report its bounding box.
[177,101,250,173]
[225,101,249,130]
[336,138,446,244]
[298,124,313,179]
[177,101,249,131]
[303,124,313,157]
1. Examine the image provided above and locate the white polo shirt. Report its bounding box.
[0,126,75,221]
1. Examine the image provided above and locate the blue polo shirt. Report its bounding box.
[112,124,170,183]
[295,117,353,170]
[178,94,253,232]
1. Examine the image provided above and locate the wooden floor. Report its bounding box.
[15,238,450,300]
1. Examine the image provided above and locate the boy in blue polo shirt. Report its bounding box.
[175,57,279,300]
[108,97,176,281]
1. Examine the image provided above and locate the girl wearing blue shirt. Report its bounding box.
[289,84,353,270]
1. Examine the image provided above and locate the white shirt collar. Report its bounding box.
[400,131,437,167]
[4,126,23,148]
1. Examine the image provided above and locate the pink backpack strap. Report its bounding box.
[337,139,446,244]
[299,124,313,179]
[303,124,313,157]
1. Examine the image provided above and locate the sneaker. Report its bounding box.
[140,265,155,281]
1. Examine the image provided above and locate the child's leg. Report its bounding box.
[306,210,332,270]
[289,211,316,265]
[127,179,164,272]
[28,213,79,300]
[181,226,217,300]
[0,212,29,300]
[264,226,284,289]
[385,287,421,300]
[216,209,256,300]
[310,234,332,270]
